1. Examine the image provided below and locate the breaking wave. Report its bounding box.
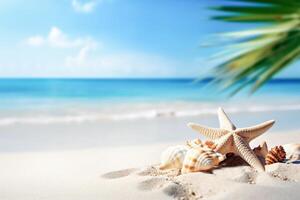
[0,103,300,126]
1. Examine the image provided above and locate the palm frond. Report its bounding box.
[209,0,300,94]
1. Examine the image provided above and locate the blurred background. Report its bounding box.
[0,0,299,152]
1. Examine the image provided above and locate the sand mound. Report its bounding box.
[102,162,300,200]
[138,177,168,191]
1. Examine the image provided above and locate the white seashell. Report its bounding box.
[181,147,225,173]
[283,143,300,163]
[159,145,189,170]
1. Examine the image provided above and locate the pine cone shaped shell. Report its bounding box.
[265,146,286,165]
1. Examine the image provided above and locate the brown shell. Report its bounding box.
[265,145,286,165]
[253,141,268,159]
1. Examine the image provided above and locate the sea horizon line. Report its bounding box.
[0,77,298,83]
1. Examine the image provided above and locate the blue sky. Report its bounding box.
[0,0,298,78]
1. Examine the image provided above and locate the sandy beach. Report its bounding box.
[1,0,300,199]
[0,110,300,200]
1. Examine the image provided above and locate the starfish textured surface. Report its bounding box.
[188,107,275,171]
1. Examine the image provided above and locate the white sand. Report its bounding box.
[0,131,300,200]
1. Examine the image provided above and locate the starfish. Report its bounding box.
[188,107,275,171]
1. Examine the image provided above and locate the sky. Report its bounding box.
[0,0,299,78]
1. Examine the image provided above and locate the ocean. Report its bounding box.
[0,78,299,126]
[0,78,299,151]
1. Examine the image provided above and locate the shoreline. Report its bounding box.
[0,100,300,127]
[0,109,299,152]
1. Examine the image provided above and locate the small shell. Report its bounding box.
[186,138,202,148]
[181,147,225,173]
[265,145,286,165]
[159,145,189,170]
[203,140,217,150]
[187,139,217,150]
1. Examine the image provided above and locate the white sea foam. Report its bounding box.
[0,103,300,126]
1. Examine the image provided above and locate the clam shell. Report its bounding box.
[265,145,286,165]
[159,145,189,170]
[181,147,225,173]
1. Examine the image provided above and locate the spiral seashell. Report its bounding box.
[265,145,286,165]
[160,139,219,171]
[181,147,225,173]
[159,145,189,170]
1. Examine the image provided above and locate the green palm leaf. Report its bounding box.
[209,0,300,94]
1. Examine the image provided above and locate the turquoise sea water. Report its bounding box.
[0,78,299,125]
[0,78,299,103]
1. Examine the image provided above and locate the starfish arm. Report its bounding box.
[233,135,265,172]
[214,133,234,154]
[218,107,236,131]
[187,123,229,140]
[235,120,275,142]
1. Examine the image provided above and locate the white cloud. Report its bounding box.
[26,26,98,68]
[65,41,97,67]
[47,27,94,48]
[25,28,178,73]
[26,36,45,46]
[24,27,186,77]
[48,27,70,48]
[26,27,97,49]
[71,0,98,13]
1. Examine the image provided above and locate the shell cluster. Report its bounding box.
[160,138,296,174]
[158,108,300,174]
[265,145,286,165]
[159,109,297,174]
